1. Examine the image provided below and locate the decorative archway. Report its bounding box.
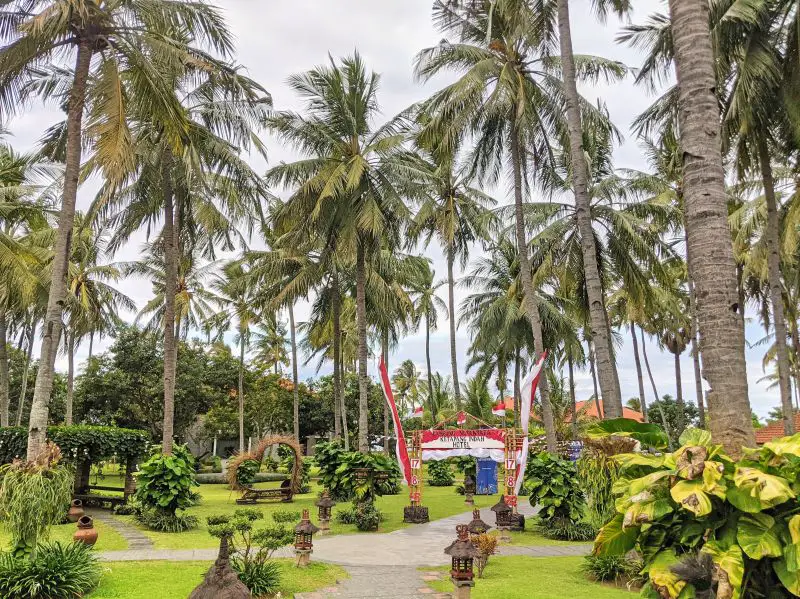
[227,434,304,494]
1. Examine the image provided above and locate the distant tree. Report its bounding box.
[649,395,700,446]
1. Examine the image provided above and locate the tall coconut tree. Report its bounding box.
[408,262,447,408]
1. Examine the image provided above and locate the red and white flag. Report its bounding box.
[407,405,423,419]
[378,356,411,485]
[456,411,467,426]
[515,351,547,496]
[491,401,506,417]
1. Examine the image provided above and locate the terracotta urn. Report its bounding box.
[67,499,84,523]
[73,515,98,547]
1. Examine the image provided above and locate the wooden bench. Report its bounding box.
[73,493,126,510]
[236,482,294,504]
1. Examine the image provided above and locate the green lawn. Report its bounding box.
[88,559,347,598]
[507,516,590,547]
[426,556,636,598]
[0,518,129,552]
[113,482,509,550]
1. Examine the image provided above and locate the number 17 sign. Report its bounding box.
[411,459,421,470]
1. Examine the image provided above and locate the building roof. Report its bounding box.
[574,400,645,423]
[754,414,800,444]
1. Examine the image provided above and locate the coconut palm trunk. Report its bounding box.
[513,352,521,429]
[556,0,621,418]
[161,150,178,456]
[382,332,389,453]
[289,303,300,443]
[640,328,660,403]
[668,0,755,454]
[0,307,8,426]
[687,269,706,427]
[758,139,794,434]
[65,333,75,425]
[510,124,556,452]
[331,272,344,442]
[630,325,648,422]
[425,313,435,415]
[16,319,36,427]
[588,339,602,416]
[356,243,370,453]
[26,41,93,460]
[674,351,684,423]
[238,330,245,453]
[446,250,461,409]
[568,356,578,436]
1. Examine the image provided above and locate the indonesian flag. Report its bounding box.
[456,411,467,426]
[492,401,506,417]
[378,356,411,485]
[407,405,423,419]
[515,351,547,496]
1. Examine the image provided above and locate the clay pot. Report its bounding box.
[67,499,84,523]
[73,515,98,547]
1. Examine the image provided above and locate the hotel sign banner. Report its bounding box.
[420,429,509,461]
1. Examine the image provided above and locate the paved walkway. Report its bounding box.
[88,508,154,551]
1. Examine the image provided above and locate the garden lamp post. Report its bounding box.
[463,473,476,505]
[444,524,481,599]
[467,509,494,578]
[466,508,492,541]
[294,509,319,567]
[491,495,513,542]
[315,490,335,534]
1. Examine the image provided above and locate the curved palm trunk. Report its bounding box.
[382,332,389,453]
[556,0,621,418]
[669,0,754,455]
[446,251,461,409]
[640,328,660,403]
[88,332,94,360]
[513,352,521,429]
[356,244,369,453]
[425,315,435,416]
[758,139,794,434]
[16,320,36,427]
[65,333,75,425]
[27,41,93,460]
[568,356,578,436]
[0,307,8,426]
[588,340,602,417]
[510,126,556,452]
[289,303,300,443]
[161,149,178,456]
[674,351,684,431]
[238,332,245,453]
[332,272,344,443]
[630,325,648,422]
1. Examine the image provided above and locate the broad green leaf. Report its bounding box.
[679,428,712,447]
[623,498,673,527]
[586,418,669,449]
[702,462,725,494]
[732,467,794,510]
[774,557,800,596]
[647,550,686,598]
[630,470,674,495]
[737,513,782,559]
[726,486,763,513]
[592,513,638,556]
[702,541,744,599]
[785,515,800,573]
[671,480,713,516]
[614,452,666,471]
[764,433,800,459]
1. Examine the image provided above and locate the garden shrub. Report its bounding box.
[334,506,357,525]
[0,426,149,465]
[582,555,643,584]
[271,509,301,524]
[315,441,400,501]
[427,460,454,486]
[135,444,199,531]
[577,447,624,529]
[135,509,198,532]
[536,519,597,542]
[235,459,260,488]
[354,500,383,531]
[0,541,101,599]
[525,451,589,540]
[593,428,800,598]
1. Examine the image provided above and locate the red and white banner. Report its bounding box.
[420,428,507,461]
[407,405,423,419]
[515,351,547,495]
[491,401,505,417]
[378,357,411,485]
[456,411,467,426]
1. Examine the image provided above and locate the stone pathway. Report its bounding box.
[87,508,154,551]
[295,566,450,599]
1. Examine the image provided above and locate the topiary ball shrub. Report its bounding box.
[427,460,454,487]
[0,541,101,598]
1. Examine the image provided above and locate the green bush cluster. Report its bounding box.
[235,459,260,487]
[315,441,400,501]
[427,460,454,486]
[0,425,149,465]
[334,501,385,530]
[0,542,101,599]
[271,509,301,524]
[593,428,800,598]
[135,444,199,531]
[526,452,586,522]
[582,555,643,584]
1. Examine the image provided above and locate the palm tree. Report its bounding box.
[267,53,410,452]
[408,263,447,407]
[252,318,290,375]
[463,375,493,421]
[0,0,234,458]
[393,360,423,416]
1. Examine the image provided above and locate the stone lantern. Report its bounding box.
[466,508,492,542]
[491,495,513,542]
[463,473,477,505]
[315,490,335,534]
[293,509,319,567]
[444,524,481,599]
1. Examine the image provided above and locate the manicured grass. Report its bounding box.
[0,518,129,552]
[426,556,636,598]
[507,516,590,547]
[114,482,508,550]
[88,559,347,598]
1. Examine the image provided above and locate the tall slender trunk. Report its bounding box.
[446,250,462,409]
[27,40,93,460]
[513,352,521,429]
[630,325,648,422]
[758,138,794,434]
[382,332,389,453]
[640,328,660,403]
[16,320,36,427]
[669,0,754,455]
[791,316,800,412]
[687,270,706,427]
[425,315,434,416]
[238,332,245,453]
[0,308,8,426]
[588,340,602,417]
[340,349,349,451]
[289,303,300,443]
[356,244,369,453]
[556,0,621,416]
[65,333,75,425]
[331,272,343,441]
[161,148,178,456]
[674,351,684,431]
[568,356,577,436]
[510,125,556,452]
[88,331,94,360]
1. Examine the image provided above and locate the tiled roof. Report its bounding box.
[574,400,645,423]
[755,414,800,444]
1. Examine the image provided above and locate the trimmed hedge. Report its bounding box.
[0,426,149,464]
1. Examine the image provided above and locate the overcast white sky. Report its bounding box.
[5,0,784,420]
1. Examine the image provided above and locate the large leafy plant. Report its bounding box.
[315,441,400,501]
[526,451,586,524]
[135,444,198,515]
[593,428,800,598]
